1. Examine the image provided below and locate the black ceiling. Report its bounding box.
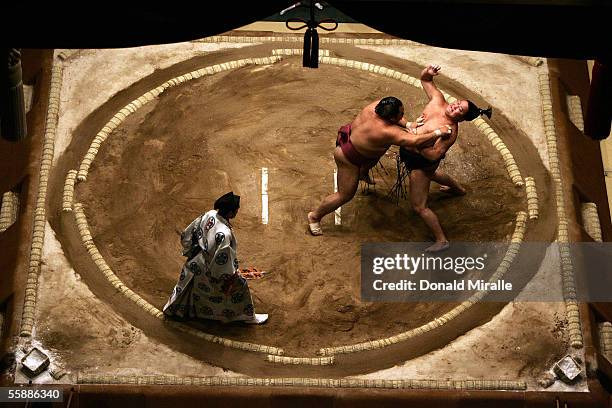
[5,1,611,60]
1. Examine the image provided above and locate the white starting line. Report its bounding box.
[261,167,269,225]
[334,169,341,225]
[260,167,341,226]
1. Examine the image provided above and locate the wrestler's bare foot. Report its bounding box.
[308,211,323,236]
[425,241,450,253]
[439,185,466,196]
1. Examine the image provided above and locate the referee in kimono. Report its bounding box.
[163,192,268,324]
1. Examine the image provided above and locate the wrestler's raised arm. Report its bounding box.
[389,124,451,149]
[420,64,445,103]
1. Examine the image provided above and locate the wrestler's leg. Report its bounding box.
[409,169,449,252]
[309,147,359,227]
[430,170,466,196]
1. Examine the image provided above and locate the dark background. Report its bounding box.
[3,1,611,59]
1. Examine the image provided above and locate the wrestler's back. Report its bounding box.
[348,102,395,158]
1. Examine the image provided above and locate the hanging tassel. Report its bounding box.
[310,28,319,68]
[303,28,312,68]
[302,27,320,69]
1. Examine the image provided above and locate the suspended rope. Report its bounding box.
[284,2,338,68]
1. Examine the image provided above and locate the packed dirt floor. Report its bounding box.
[73,56,533,354]
[22,37,578,385]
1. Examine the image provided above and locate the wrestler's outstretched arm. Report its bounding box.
[398,114,425,131]
[419,134,453,161]
[420,64,445,103]
[390,125,452,149]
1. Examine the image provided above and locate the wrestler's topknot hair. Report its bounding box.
[375,96,403,121]
[464,100,493,121]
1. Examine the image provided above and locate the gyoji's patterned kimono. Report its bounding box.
[163,210,255,322]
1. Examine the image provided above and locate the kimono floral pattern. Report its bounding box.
[163,210,255,322]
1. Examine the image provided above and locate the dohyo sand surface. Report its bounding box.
[29,40,574,384]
